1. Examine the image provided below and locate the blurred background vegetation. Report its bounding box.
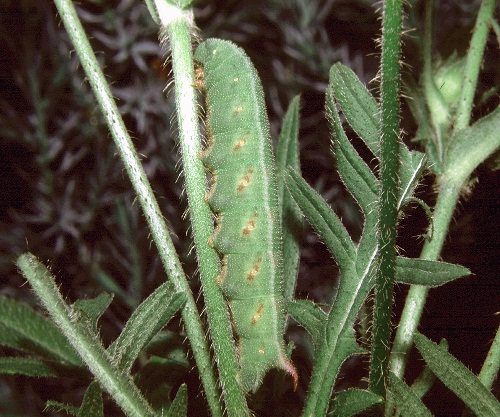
[0,0,498,415]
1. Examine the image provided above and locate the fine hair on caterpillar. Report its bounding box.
[194,38,298,393]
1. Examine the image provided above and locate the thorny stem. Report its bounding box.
[369,0,403,398]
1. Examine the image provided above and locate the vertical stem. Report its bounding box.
[478,326,500,390]
[369,0,403,397]
[390,0,496,387]
[155,2,249,416]
[454,0,496,131]
[389,177,461,378]
[51,1,222,415]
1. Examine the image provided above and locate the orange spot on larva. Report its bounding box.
[247,258,262,281]
[242,220,256,235]
[258,349,265,354]
[251,304,264,324]
[233,137,247,151]
[233,105,244,115]
[237,169,254,192]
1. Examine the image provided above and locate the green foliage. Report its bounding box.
[329,389,382,417]
[1,0,498,416]
[414,333,500,417]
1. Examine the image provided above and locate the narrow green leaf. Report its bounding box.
[144,0,160,25]
[285,168,356,272]
[276,95,303,301]
[329,389,382,417]
[78,381,103,417]
[276,95,301,195]
[445,107,500,184]
[326,85,378,213]
[73,292,113,331]
[0,357,58,377]
[109,281,185,373]
[286,299,327,350]
[0,296,81,366]
[414,333,500,417]
[411,339,448,399]
[395,257,470,287]
[397,149,427,210]
[404,78,440,174]
[92,265,136,309]
[166,384,188,417]
[405,79,444,174]
[329,63,380,158]
[388,373,433,417]
[45,401,79,416]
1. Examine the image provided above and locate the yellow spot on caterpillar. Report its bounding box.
[251,304,264,324]
[233,137,247,151]
[237,169,254,192]
[211,49,218,55]
[242,220,256,235]
[233,77,239,82]
[247,257,262,281]
[258,349,265,354]
[208,237,214,248]
[233,105,244,115]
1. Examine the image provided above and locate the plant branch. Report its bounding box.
[369,0,403,397]
[51,1,220,414]
[479,325,500,390]
[455,0,496,131]
[17,253,156,417]
[155,2,249,415]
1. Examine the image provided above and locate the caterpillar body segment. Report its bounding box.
[194,38,297,393]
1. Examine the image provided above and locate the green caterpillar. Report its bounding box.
[194,39,297,393]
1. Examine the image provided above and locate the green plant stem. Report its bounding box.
[390,0,497,384]
[390,177,461,378]
[478,325,500,390]
[51,1,220,415]
[17,253,155,417]
[369,0,403,397]
[155,2,249,416]
[455,0,496,131]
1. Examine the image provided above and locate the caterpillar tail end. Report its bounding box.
[237,347,298,393]
[283,356,299,392]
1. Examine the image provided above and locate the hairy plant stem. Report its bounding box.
[52,1,220,415]
[369,0,403,398]
[155,2,249,416]
[17,253,155,417]
[478,326,500,390]
[389,177,460,379]
[454,0,496,131]
[389,0,496,386]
